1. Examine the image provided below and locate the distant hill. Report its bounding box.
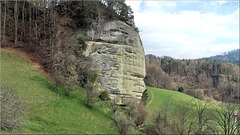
[145,54,158,59]
[200,49,240,66]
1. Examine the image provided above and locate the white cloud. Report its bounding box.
[145,42,239,59]
[125,0,142,12]
[126,1,239,59]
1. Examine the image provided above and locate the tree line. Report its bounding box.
[201,49,240,66]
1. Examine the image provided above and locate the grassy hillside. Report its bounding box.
[146,86,212,113]
[146,87,240,134]
[1,49,117,134]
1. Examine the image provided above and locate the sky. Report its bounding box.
[126,0,239,59]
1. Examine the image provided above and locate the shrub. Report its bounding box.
[144,110,170,134]
[0,80,24,130]
[178,87,184,93]
[125,99,139,121]
[111,96,136,134]
[193,89,204,100]
[113,110,135,135]
[135,102,148,126]
[99,90,110,101]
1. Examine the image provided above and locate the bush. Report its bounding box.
[0,80,24,130]
[135,102,148,126]
[125,99,139,121]
[99,90,110,101]
[113,110,135,135]
[144,110,170,134]
[178,87,184,93]
[77,35,88,51]
[193,89,204,100]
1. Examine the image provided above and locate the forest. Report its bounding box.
[145,54,240,103]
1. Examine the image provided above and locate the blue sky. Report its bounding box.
[126,0,239,59]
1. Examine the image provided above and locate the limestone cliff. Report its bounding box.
[78,20,146,104]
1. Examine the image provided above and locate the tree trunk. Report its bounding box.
[51,6,56,58]
[35,7,38,40]
[3,1,7,43]
[55,83,58,91]
[14,0,18,47]
[29,3,32,39]
[0,1,2,44]
[22,0,25,38]
[66,86,70,96]
[43,0,46,34]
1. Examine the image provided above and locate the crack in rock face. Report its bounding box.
[79,20,146,104]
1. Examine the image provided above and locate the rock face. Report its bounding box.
[78,20,146,104]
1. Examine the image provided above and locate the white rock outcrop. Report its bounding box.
[78,20,146,104]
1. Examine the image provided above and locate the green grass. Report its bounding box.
[145,88,152,105]
[146,87,240,134]
[146,86,211,113]
[1,50,118,134]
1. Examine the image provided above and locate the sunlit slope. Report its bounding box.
[1,49,117,134]
[147,86,207,113]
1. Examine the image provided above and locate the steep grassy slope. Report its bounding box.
[146,86,214,113]
[1,49,117,134]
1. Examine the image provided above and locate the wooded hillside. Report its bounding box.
[145,55,240,103]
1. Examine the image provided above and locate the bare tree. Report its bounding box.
[22,0,25,39]
[213,103,240,135]
[14,0,18,47]
[0,79,24,130]
[0,1,1,44]
[145,109,170,134]
[29,1,32,39]
[52,51,65,91]
[84,68,98,106]
[191,100,212,135]
[145,99,172,134]
[173,100,194,135]
[111,97,135,135]
[135,101,148,126]
[3,0,7,43]
[63,52,78,96]
[125,99,139,121]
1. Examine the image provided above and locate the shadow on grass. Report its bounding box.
[29,75,68,96]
